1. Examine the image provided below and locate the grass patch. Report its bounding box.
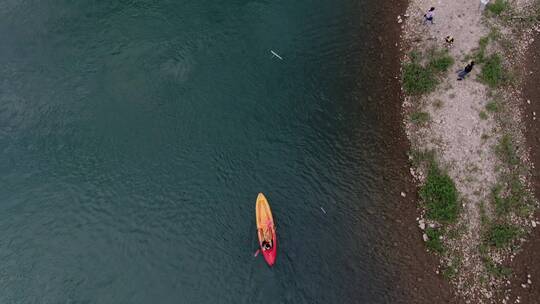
[493,174,528,215]
[410,111,431,124]
[426,227,445,253]
[496,134,519,166]
[474,36,490,63]
[429,52,455,73]
[409,149,436,167]
[492,185,509,215]
[479,111,488,120]
[486,100,501,113]
[403,62,438,94]
[402,49,454,95]
[484,257,512,278]
[486,0,508,16]
[479,54,505,88]
[420,166,459,223]
[442,265,458,280]
[486,224,520,248]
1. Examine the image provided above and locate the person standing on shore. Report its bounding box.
[424,7,435,24]
[457,61,475,80]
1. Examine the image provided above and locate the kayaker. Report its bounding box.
[262,240,273,250]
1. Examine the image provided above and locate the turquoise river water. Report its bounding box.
[0,1,405,303]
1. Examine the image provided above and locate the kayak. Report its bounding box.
[256,193,277,266]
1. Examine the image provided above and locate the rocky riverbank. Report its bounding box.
[398,0,540,302]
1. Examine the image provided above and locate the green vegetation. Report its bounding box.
[484,257,512,278]
[442,265,458,280]
[420,166,459,223]
[486,0,508,16]
[476,36,490,63]
[429,52,455,73]
[426,227,445,253]
[409,149,436,167]
[402,50,454,95]
[479,111,488,120]
[496,134,519,166]
[410,111,431,124]
[479,54,505,87]
[485,224,520,248]
[492,174,528,215]
[485,100,501,113]
[403,62,438,94]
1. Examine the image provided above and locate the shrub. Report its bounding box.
[486,100,501,112]
[486,224,520,248]
[484,257,512,278]
[473,36,490,63]
[430,54,455,73]
[426,227,445,253]
[442,265,458,280]
[420,166,459,222]
[493,175,527,215]
[479,111,488,120]
[496,134,518,166]
[410,111,431,124]
[487,0,508,16]
[403,62,438,94]
[480,54,505,88]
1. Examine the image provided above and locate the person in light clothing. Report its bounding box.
[424,7,435,24]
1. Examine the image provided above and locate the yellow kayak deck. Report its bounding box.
[256,193,274,241]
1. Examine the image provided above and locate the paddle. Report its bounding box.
[253,249,260,257]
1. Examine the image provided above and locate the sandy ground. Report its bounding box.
[400,0,539,302]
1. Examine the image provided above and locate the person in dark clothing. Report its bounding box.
[457,61,475,80]
[262,240,273,250]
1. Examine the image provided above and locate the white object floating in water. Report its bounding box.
[320,207,326,214]
[270,50,283,60]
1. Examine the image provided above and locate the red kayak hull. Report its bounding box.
[260,229,277,266]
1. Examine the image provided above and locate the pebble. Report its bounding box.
[532,220,537,228]
[527,99,531,104]
[419,220,426,230]
[422,233,429,242]
[401,191,406,197]
[521,283,527,288]
[527,279,532,284]
[528,274,531,278]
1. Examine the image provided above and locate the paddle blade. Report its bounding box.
[253,249,260,257]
